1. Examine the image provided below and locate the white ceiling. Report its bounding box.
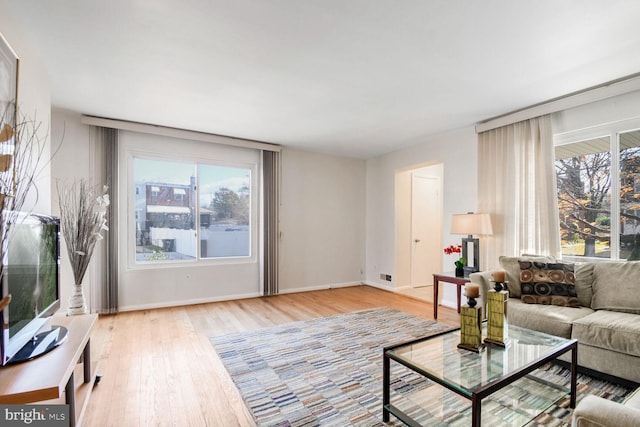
[7,1,640,158]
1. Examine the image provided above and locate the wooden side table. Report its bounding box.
[0,314,98,427]
[432,272,470,319]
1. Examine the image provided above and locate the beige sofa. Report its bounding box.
[573,389,640,426]
[470,257,640,383]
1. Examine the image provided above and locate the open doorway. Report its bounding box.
[394,163,443,301]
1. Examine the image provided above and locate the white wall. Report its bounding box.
[50,109,97,312]
[49,113,367,309]
[0,3,51,214]
[365,126,477,307]
[278,148,366,292]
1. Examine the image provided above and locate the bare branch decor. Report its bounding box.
[57,180,109,315]
[0,107,50,287]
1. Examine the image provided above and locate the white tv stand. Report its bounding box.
[0,314,98,427]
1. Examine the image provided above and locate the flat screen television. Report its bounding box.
[0,212,65,366]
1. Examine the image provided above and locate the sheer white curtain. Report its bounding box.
[478,115,561,268]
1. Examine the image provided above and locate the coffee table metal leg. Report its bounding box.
[471,395,481,427]
[570,344,578,408]
[383,353,390,422]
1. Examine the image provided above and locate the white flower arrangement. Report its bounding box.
[57,180,109,287]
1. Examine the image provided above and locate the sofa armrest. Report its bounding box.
[573,395,640,427]
[469,271,493,319]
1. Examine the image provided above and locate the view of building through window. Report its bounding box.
[555,129,640,260]
[134,158,251,263]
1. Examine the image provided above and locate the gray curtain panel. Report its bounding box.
[262,150,280,296]
[101,126,119,314]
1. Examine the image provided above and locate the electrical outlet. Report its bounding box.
[380,274,392,282]
[385,274,392,281]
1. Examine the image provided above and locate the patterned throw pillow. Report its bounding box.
[519,261,580,307]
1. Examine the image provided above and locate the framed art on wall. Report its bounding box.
[0,31,18,145]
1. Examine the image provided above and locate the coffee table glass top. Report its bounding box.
[388,324,570,396]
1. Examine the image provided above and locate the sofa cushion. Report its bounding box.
[507,298,594,338]
[624,387,640,409]
[499,254,555,298]
[591,261,640,314]
[572,310,640,357]
[519,261,579,307]
[574,262,594,308]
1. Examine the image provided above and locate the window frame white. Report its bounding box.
[554,116,640,261]
[123,145,259,272]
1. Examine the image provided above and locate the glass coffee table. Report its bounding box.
[383,325,577,426]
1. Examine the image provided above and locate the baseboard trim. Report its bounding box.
[118,292,262,312]
[278,282,363,294]
[117,280,441,313]
[362,281,394,292]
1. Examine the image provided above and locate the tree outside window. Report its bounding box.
[555,130,640,260]
[619,130,640,260]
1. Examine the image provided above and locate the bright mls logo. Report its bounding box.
[1,405,68,426]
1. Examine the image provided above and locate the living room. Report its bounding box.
[2,1,640,426]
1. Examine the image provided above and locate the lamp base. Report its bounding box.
[463,266,478,277]
[461,236,480,275]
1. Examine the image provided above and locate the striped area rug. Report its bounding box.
[210,307,633,426]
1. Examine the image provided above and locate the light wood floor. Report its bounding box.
[83,285,460,427]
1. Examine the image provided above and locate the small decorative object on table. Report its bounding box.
[57,180,110,316]
[485,271,510,347]
[458,283,485,353]
[491,270,507,291]
[444,244,466,277]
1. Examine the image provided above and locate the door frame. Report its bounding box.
[394,162,444,290]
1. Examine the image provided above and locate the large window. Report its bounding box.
[555,129,640,260]
[198,164,251,259]
[134,157,252,263]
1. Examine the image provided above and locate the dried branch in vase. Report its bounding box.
[0,106,51,283]
[57,180,109,287]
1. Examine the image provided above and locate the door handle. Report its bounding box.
[414,239,420,243]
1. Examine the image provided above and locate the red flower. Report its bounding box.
[443,244,462,255]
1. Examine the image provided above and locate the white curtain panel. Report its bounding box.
[477,115,561,269]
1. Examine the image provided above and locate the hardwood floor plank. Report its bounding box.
[83,285,459,426]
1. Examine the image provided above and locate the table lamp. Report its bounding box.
[450,212,493,276]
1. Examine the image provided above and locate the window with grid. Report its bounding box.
[555,129,640,260]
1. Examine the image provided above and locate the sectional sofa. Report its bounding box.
[470,256,640,383]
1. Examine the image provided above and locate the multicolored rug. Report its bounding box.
[210,307,633,426]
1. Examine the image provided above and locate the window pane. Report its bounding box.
[198,165,251,258]
[620,130,640,260]
[134,158,196,262]
[555,138,611,258]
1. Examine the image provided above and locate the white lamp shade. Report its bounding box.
[451,213,493,236]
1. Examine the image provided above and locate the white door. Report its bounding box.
[411,174,441,288]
